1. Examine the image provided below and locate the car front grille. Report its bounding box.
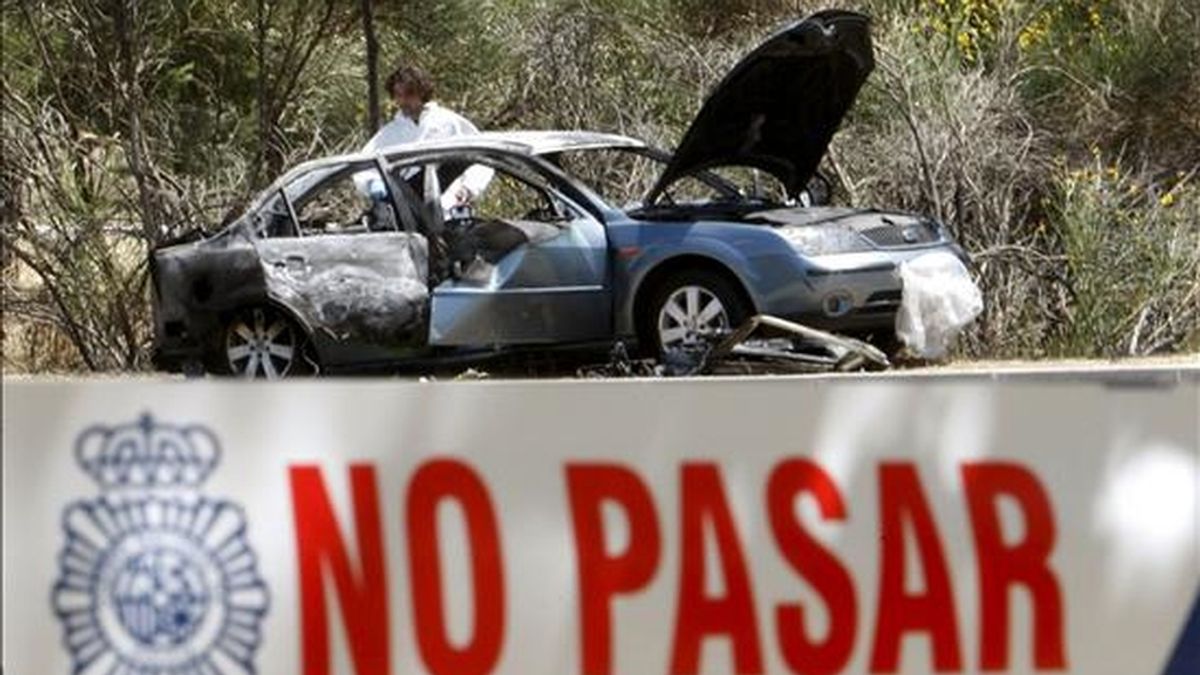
[861,221,939,248]
[859,290,902,314]
[866,290,902,304]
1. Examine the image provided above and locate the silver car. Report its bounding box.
[151,10,964,377]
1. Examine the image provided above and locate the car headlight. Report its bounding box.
[779,225,872,256]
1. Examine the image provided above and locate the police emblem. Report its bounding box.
[52,414,270,674]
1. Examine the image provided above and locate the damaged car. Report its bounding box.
[151,9,967,378]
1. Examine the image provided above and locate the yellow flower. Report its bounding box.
[1159,193,1176,207]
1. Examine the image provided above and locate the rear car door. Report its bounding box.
[253,160,431,365]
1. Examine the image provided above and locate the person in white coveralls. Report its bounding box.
[358,64,493,214]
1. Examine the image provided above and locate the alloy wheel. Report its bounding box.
[225,308,298,379]
[656,285,730,352]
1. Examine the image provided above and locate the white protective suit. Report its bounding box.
[358,102,494,212]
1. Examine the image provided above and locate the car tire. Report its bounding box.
[639,268,750,358]
[213,306,314,379]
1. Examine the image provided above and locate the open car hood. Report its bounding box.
[649,10,873,201]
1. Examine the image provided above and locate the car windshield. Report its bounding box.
[550,146,785,211]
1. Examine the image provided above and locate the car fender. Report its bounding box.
[618,234,775,337]
[261,291,320,341]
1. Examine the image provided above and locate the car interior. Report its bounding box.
[387,156,583,285]
[252,163,416,238]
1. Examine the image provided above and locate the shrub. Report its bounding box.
[1050,158,1199,356]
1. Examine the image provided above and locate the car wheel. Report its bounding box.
[642,269,750,357]
[220,306,308,379]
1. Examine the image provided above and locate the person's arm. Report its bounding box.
[440,165,495,211]
[422,107,495,209]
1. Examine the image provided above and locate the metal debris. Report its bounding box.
[577,342,659,379]
[578,315,890,378]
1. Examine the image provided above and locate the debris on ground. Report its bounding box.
[577,342,660,379]
[578,315,890,378]
[454,368,491,380]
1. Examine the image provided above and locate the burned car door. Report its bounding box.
[253,161,430,365]
[421,160,611,346]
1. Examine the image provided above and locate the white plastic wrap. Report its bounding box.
[895,251,983,359]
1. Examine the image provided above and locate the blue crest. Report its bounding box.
[74,413,221,490]
[52,414,270,674]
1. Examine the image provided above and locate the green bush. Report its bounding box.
[1051,159,1199,356]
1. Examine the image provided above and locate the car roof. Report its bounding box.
[261,131,647,202]
[302,130,644,172]
[379,130,648,157]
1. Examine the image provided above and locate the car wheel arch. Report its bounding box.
[213,299,319,363]
[631,255,758,339]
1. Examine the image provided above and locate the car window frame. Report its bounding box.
[280,187,302,237]
[384,150,595,227]
[255,159,419,239]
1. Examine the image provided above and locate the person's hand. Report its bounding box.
[441,184,474,214]
[453,184,473,206]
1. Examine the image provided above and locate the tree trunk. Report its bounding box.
[254,0,267,188]
[360,0,380,135]
[112,0,162,244]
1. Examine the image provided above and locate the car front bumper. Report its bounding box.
[755,243,967,334]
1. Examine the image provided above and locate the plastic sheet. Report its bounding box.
[896,251,983,359]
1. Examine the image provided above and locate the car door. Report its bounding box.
[253,160,431,365]
[424,160,611,346]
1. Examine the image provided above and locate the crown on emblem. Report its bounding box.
[75,414,221,489]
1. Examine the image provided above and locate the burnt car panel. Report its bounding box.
[152,229,269,364]
[257,233,429,358]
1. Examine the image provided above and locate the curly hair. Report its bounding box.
[385,64,434,102]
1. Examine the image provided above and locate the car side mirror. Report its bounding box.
[800,173,833,207]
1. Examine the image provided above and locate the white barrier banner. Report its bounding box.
[4,372,1199,675]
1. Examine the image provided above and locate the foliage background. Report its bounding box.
[2,0,1198,372]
